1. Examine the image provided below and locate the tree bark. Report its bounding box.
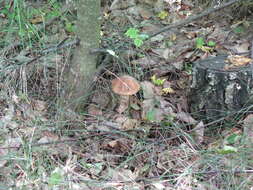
[189,55,253,121]
[60,0,100,112]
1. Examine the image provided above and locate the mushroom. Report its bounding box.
[111,75,140,113]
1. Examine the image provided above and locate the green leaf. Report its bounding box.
[0,8,8,15]
[146,110,155,122]
[157,11,169,19]
[48,172,62,186]
[125,28,139,39]
[151,75,166,86]
[233,26,244,34]
[207,40,216,47]
[65,22,75,33]
[196,37,205,49]
[217,145,238,154]
[134,38,143,47]
[225,134,241,144]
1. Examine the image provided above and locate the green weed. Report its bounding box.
[125,27,149,47]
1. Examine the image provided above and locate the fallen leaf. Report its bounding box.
[91,91,110,109]
[122,118,139,130]
[176,112,197,124]
[87,104,103,116]
[132,57,157,67]
[231,41,250,54]
[32,99,47,112]
[162,87,175,94]
[139,7,153,19]
[225,55,252,69]
[150,34,165,42]
[141,81,155,99]
[191,121,205,145]
[104,138,132,153]
[29,15,43,24]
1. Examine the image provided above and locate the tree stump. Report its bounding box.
[189,55,253,121]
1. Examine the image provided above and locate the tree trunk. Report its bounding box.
[60,0,100,112]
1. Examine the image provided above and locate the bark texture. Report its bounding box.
[61,0,100,112]
[189,55,253,121]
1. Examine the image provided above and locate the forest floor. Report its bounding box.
[0,0,253,189]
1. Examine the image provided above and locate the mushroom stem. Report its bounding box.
[116,95,130,114]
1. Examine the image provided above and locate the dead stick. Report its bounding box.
[149,0,242,38]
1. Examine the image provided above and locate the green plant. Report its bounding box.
[125,27,149,47]
[146,109,156,122]
[184,63,193,75]
[196,37,205,49]
[0,0,67,44]
[195,37,216,52]
[151,75,166,86]
[48,169,63,186]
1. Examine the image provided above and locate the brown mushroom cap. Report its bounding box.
[111,75,140,95]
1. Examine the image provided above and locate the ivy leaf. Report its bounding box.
[125,28,139,39]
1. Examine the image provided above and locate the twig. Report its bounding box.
[149,0,242,38]
[0,132,108,150]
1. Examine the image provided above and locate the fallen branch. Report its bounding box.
[149,0,242,38]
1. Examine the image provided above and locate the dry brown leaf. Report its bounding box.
[122,118,139,130]
[91,91,110,109]
[139,7,153,19]
[87,104,103,116]
[225,55,252,69]
[29,16,43,24]
[132,57,157,68]
[176,112,197,124]
[32,99,47,112]
[191,121,205,145]
[38,131,59,144]
[232,41,250,54]
[114,114,128,124]
[162,48,174,60]
[101,167,141,189]
[104,138,132,153]
[141,81,155,99]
